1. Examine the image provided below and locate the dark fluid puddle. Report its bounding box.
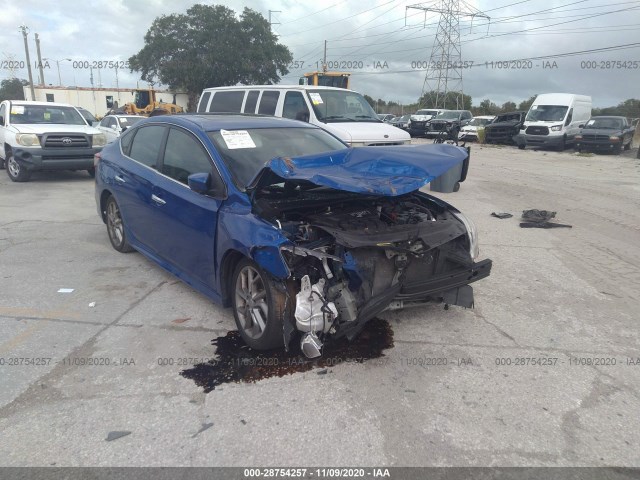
[181,317,394,392]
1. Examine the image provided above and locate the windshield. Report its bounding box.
[583,118,623,130]
[469,117,492,126]
[10,104,87,125]
[307,89,379,123]
[415,110,438,116]
[208,127,347,188]
[525,105,568,122]
[495,113,521,122]
[434,111,462,120]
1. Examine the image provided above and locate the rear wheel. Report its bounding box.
[6,154,30,182]
[105,196,134,253]
[87,167,96,178]
[232,258,287,350]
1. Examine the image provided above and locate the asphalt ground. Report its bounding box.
[0,141,639,467]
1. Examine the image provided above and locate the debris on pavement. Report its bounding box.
[57,288,74,293]
[491,212,513,219]
[88,302,96,308]
[105,431,131,442]
[520,209,572,229]
[191,422,214,438]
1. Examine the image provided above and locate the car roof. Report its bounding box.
[590,116,626,120]
[10,100,75,108]
[136,113,319,131]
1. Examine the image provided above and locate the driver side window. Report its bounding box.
[161,128,212,185]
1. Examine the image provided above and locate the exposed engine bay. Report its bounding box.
[253,184,486,358]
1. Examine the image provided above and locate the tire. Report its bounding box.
[87,167,96,178]
[623,141,631,151]
[557,136,566,151]
[453,182,461,192]
[6,154,31,182]
[518,144,525,150]
[231,258,287,350]
[105,196,134,253]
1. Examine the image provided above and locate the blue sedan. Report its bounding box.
[95,115,491,358]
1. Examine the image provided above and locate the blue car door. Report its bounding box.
[143,126,222,291]
[111,124,167,250]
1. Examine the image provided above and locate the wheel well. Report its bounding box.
[4,144,11,158]
[99,190,113,224]
[220,249,245,307]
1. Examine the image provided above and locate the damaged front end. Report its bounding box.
[249,145,492,357]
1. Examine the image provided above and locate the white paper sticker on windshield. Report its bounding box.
[220,129,256,149]
[10,106,25,115]
[531,105,538,110]
[586,119,595,126]
[309,93,324,105]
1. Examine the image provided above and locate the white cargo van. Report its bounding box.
[518,93,592,150]
[197,85,411,147]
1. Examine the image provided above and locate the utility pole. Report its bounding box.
[19,25,36,100]
[323,40,328,72]
[35,33,45,85]
[407,1,489,109]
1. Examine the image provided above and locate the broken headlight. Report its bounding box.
[452,211,479,261]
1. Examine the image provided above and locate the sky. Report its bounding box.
[1,0,639,108]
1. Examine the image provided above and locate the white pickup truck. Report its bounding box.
[0,100,106,182]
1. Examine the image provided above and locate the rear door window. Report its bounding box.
[128,125,166,168]
[208,91,245,113]
[258,91,280,116]
[244,91,260,113]
[197,92,212,113]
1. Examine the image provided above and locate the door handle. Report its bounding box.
[115,175,125,183]
[151,194,166,206]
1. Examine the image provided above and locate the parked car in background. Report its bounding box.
[95,114,491,358]
[393,114,411,131]
[198,85,410,147]
[0,100,106,181]
[458,115,494,141]
[484,111,525,144]
[574,116,635,153]
[517,93,592,150]
[408,108,447,137]
[427,110,473,138]
[377,113,395,122]
[96,114,145,143]
[76,107,99,127]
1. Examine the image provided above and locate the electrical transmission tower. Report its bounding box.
[408,1,489,109]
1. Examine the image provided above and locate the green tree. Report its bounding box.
[0,78,28,102]
[363,94,376,109]
[501,101,517,112]
[478,98,499,115]
[128,4,292,110]
[418,90,472,110]
[518,95,537,112]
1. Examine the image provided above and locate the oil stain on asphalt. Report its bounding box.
[181,318,394,392]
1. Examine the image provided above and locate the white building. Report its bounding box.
[22,85,189,117]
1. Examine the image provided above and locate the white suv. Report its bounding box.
[0,100,106,182]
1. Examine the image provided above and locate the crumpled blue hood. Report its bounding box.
[250,144,469,196]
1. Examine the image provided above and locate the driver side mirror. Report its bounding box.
[188,172,226,198]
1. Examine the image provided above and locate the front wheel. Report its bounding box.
[6,154,31,182]
[232,258,287,350]
[105,196,134,253]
